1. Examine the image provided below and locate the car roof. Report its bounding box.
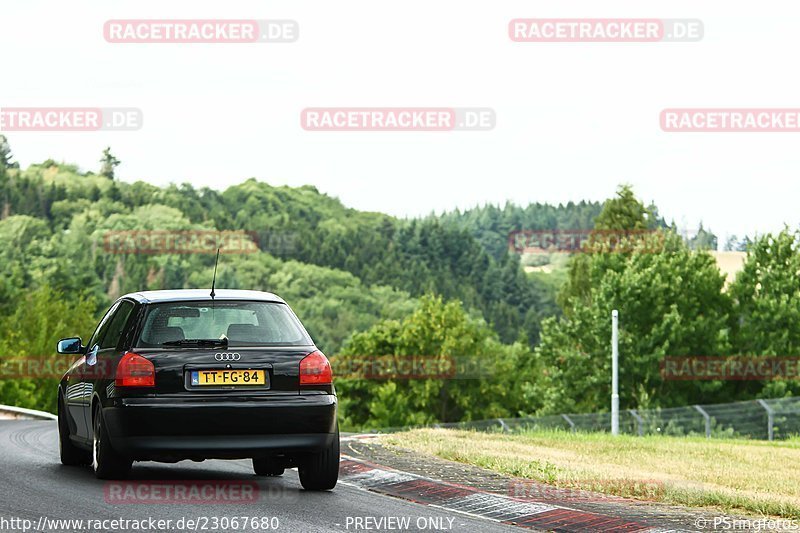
[121,289,287,305]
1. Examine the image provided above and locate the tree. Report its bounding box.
[0,286,99,413]
[688,223,718,251]
[0,141,7,220]
[592,184,657,231]
[0,135,17,169]
[560,184,654,308]
[729,229,800,399]
[99,147,121,179]
[539,186,732,414]
[536,231,732,413]
[724,234,749,252]
[333,295,535,429]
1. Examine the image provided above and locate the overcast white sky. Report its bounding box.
[2,1,799,241]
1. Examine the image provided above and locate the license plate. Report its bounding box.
[190,369,266,386]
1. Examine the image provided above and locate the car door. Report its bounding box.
[73,302,119,440]
[62,348,89,441]
[87,299,136,406]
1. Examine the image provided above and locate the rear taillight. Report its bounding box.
[115,352,155,387]
[300,350,332,385]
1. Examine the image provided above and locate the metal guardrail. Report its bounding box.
[0,404,57,420]
[3,397,798,440]
[368,397,800,441]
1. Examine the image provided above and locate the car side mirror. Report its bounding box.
[57,337,84,355]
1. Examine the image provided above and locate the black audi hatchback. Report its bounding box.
[55,289,338,490]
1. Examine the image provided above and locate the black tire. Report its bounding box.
[298,427,339,491]
[92,406,132,479]
[58,395,90,466]
[252,458,285,476]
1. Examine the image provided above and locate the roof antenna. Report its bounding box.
[210,248,220,300]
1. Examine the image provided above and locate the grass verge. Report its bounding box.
[382,428,800,519]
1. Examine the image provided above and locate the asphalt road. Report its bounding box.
[0,421,519,533]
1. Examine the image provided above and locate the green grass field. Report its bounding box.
[382,429,800,519]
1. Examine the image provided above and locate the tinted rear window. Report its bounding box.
[135,300,312,347]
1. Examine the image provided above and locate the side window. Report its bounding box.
[87,303,119,350]
[100,301,135,350]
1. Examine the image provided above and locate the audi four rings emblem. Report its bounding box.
[214,352,241,361]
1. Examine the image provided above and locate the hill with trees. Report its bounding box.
[1,137,798,428]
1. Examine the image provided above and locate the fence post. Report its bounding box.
[497,418,509,432]
[757,399,775,441]
[611,310,620,435]
[694,405,711,438]
[628,409,644,437]
[562,414,576,433]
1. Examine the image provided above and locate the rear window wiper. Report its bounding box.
[161,339,228,347]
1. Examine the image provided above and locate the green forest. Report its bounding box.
[0,137,798,430]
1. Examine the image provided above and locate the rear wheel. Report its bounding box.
[252,458,285,476]
[92,407,132,479]
[58,395,90,466]
[298,427,339,491]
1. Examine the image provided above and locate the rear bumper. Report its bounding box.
[102,393,337,460]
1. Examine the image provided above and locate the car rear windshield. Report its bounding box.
[135,300,312,348]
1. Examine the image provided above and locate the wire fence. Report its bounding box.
[370,397,800,441]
